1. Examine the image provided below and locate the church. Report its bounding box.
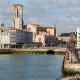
[0,4,57,48]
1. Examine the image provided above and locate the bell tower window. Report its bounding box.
[17,9,18,17]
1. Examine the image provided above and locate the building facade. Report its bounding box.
[77,28,80,48]
[27,24,57,47]
[0,27,33,48]
[0,4,57,48]
[60,32,77,43]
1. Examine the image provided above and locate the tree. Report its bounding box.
[69,32,75,54]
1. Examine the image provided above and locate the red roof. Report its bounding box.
[9,27,31,32]
[30,24,45,28]
[46,27,56,29]
[3,30,9,32]
[9,27,21,30]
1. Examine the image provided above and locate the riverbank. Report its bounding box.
[62,56,80,77]
[0,50,66,55]
[0,47,67,55]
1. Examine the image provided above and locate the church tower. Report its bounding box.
[12,4,23,29]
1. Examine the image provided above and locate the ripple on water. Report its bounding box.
[0,54,64,80]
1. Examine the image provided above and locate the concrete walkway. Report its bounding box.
[58,77,75,80]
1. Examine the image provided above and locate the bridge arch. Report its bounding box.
[47,50,54,54]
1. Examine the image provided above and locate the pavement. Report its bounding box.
[58,77,75,80]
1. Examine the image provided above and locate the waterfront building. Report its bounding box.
[46,27,56,37]
[27,24,57,47]
[77,28,80,48]
[0,4,58,48]
[60,32,77,43]
[0,27,33,48]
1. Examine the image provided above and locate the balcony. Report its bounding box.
[10,38,16,41]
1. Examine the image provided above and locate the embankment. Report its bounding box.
[0,50,66,55]
[62,57,80,77]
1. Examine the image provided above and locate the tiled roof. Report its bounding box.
[30,24,45,28]
[61,32,77,37]
[13,4,23,6]
[9,27,31,33]
[46,27,56,29]
[30,24,56,29]
[26,30,31,32]
[60,33,71,37]
[3,30,9,32]
[9,27,22,30]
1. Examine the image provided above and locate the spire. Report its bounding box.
[1,23,4,27]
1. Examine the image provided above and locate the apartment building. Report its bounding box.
[0,27,33,48]
[77,28,80,48]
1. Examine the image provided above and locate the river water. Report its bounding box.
[0,54,64,80]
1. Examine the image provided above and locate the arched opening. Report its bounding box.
[48,31,50,34]
[47,50,54,54]
[39,38,41,42]
[17,9,19,17]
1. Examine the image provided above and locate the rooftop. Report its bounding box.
[60,32,77,37]
[3,30,9,32]
[9,27,21,30]
[13,4,23,7]
[46,27,56,29]
[60,33,71,37]
[30,24,45,28]
[9,27,31,32]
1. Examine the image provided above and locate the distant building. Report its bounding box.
[27,24,57,47]
[0,28,33,48]
[77,28,80,48]
[0,23,5,30]
[12,4,23,29]
[0,4,58,48]
[46,27,56,37]
[60,32,77,43]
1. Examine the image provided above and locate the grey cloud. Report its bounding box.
[0,0,80,34]
[0,0,13,29]
[72,0,80,6]
[23,0,80,34]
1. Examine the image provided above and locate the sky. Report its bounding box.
[0,0,80,34]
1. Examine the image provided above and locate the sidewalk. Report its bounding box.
[58,77,75,80]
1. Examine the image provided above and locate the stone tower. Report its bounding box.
[13,4,23,29]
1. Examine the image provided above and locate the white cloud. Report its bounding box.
[0,0,80,34]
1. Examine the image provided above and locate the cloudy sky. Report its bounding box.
[0,0,80,34]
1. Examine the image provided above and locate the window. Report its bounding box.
[28,27,31,31]
[6,33,7,35]
[4,33,5,35]
[39,38,41,42]
[48,31,50,34]
[17,9,18,17]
